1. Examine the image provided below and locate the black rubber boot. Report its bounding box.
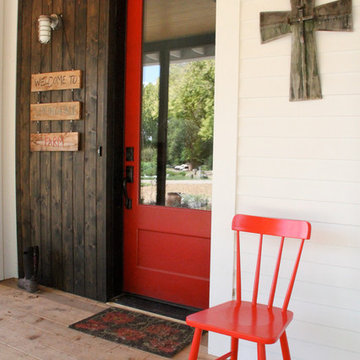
[18,246,39,293]
[33,246,39,281]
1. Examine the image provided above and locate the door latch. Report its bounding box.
[122,166,134,209]
[126,165,134,183]
[122,177,132,210]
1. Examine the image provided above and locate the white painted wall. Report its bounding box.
[0,0,4,281]
[210,0,360,359]
[0,0,18,280]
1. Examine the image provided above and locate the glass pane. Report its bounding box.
[140,58,160,206]
[140,0,216,210]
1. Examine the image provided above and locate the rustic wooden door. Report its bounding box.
[123,0,216,309]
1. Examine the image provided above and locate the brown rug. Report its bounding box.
[69,307,195,358]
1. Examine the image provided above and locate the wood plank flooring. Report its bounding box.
[0,279,215,360]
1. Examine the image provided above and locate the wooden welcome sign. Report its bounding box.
[30,70,82,152]
[30,132,79,152]
[31,70,82,92]
[30,101,82,121]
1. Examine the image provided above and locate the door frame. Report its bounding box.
[113,0,239,317]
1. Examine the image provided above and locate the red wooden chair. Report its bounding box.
[186,214,311,360]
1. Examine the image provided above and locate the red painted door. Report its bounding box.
[123,0,215,309]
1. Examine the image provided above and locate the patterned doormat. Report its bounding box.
[69,307,195,358]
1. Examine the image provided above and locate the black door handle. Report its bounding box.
[122,177,132,209]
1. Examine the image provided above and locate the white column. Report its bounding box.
[1,0,18,279]
[209,0,241,355]
[0,0,4,280]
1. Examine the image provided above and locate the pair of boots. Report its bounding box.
[18,246,39,293]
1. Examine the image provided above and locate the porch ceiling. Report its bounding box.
[144,0,216,42]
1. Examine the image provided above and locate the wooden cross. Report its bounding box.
[260,0,352,101]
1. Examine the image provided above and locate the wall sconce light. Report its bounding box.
[38,14,62,44]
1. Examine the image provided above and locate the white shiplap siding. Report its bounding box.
[235,0,360,359]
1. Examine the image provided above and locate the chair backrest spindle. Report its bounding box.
[268,236,285,309]
[236,231,241,302]
[252,234,263,305]
[282,238,306,311]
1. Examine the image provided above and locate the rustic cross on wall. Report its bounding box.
[260,0,352,101]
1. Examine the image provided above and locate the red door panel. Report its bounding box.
[123,0,212,309]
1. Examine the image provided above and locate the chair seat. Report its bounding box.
[186,300,293,344]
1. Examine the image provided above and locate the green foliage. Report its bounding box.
[141,146,156,162]
[181,194,211,210]
[141,80,159,147]
[168,59,214,168]
[141,58,214,171]
[166,169,186,180]
[141,161,157,177]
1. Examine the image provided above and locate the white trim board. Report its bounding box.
[0,0,5,281]
[1,0,18,279]
[208,0,241,355]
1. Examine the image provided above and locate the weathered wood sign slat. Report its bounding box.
[260,0,353,101]
[30,132,79,152]
[31,70,82,92]
[30,101,82,121]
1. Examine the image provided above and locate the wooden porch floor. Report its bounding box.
[0,279,215,360]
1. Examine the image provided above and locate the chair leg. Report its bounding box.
[257,343,266,360]
[231,337,238,360]
[188,328,202,360]
[280,331,291,360]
